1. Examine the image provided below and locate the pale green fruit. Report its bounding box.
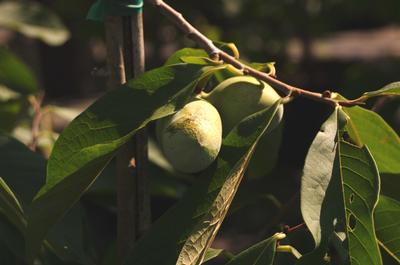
[156,99,222,173]
[202,76,284,135]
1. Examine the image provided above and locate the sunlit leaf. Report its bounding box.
[124,102,282,265]
[203,248,224,263]
[164,48,208,66]
[0,2,69,45]
[344,106,400,174]
[26,64,222,260]
[358,82,400,100]
[374,196,400,263]
[299,108,382,265]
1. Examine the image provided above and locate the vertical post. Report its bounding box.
[104,8,150,265]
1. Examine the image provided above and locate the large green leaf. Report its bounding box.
[358,82,400,100]
[299,108,382,265]
[0,48,39,95]
[0,1,69,46]
[0,134,46,207]
[344,106,400,174]
[124,102,282,265]
[26,63,222,260]
[374,196,400,263]
[224,235,278,265]
[0,134,90,264]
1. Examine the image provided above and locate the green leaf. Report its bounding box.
[246,121,283,179]
[0,2,70,46]
[0,48,39,94]
[164,48,208,66]
[203,248,224,263]
[0,134,46,206]
[359,82,400,100]
[224,235,278,265]
[124,102,282,265]
[0,177,25,233]
[374,196,400,263]
[0,134,90,264]
[299,108,382,265]
[247,62,276,76]
[344,106,400,174]
[213,40,240,59]
[26,64,220,260]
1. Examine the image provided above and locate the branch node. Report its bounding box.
[322,90,332,98]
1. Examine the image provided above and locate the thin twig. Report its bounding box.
[147,0,363,107]
[28,91,44,151]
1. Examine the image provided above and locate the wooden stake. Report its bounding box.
[104,11,150,265]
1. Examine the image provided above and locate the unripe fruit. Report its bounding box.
[156,99,222,173]
[201,76,284,135]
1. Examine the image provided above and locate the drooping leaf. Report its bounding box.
[124,102,282,265]
[26,64,221,260]
[224,235,278,265]
[0,1,70,46]
[374,195,400,263]
[0,48,38,95]
[299,108,382,265]
[247,62,276,76]
[344,106,400,174]
[213,40,240,59]
[358,82,400,100]
[300,110,339,248]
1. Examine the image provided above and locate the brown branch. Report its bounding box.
[147,0,363,107]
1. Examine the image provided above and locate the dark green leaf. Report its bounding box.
[0,2,69,45]
[0,48,38,94]
[374,196,400,263]
[246,122,283,179]
[224,235,278,265]
[0,134,90,264]
[299,108,382,265]
[26,64,218,260]
[0,177,25,232]
[0,134,46,206]
[344,106,400,174]
[124,102,282,265]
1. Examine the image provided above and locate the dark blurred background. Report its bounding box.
[1,0,399,262]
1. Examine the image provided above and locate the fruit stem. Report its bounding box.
[146,0,365,107]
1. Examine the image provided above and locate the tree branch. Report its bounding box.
[147,0,363,107]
